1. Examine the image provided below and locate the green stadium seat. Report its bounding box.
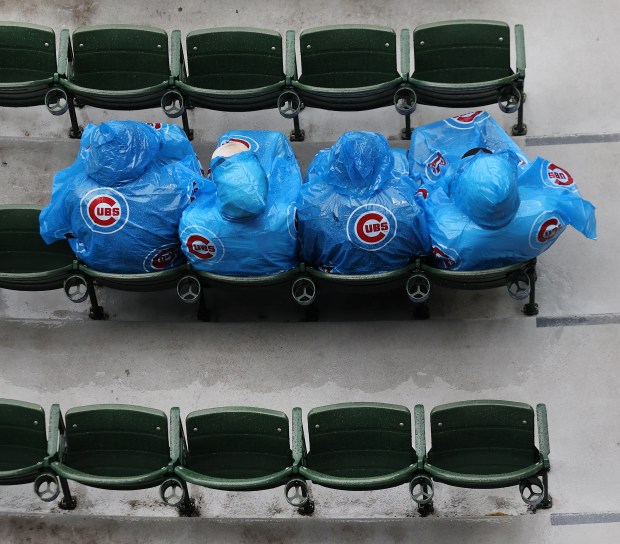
[49,404,185,508]
[0,399,75,509]
[0,22,64,112]
[408,20,527,136]
[296,403,428,512]
[171,28,289,139]
[172,406,307,512]
[0,205,74,292]
[417,400,551,509]
[286,25,415,140]
[57,25,186,138]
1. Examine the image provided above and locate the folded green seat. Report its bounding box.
[171,407,309,512]
[171,28,288,139]
[295,403,430,513]
[0,205,74,292]
[0,399,74,509]
[0,22,62,110]
[49,404,186,509]
[285,25,415,140]
[57,25,187,138]
[417,400,551,509]
[408,20,527,135]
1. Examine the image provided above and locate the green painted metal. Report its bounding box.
[77,263,187,291]
[52,404,172,489]
[60,25,171,110]
[290,25,403,111]
[175,407,294,490]
[173,28,285,111]
[409,20,525,114]
[186,28,283,90]
[0,399,47,481]
[0,205,74,291]
[0,22,57,107]
[424,400,546,487]
[298,403,418,490]
[298,25,400,88]
[413,20,512,85]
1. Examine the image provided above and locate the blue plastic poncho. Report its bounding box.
[408,111,530,189]
[297,132,430,274]
[179,131,301,276]
[422,153,597,270]
[39,121,204,273]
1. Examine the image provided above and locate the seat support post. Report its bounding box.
[512,81,527,136]
[58,476,77,510]
[401,114,412,140]
[290,116,305,142]
[85,278,106,320]
[67,97,83,139]
[539,471,552,509]
[523,263,538,316]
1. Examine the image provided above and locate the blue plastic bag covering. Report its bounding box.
[423,154,597,270]
[297,132,430,274]
[408,111,530,189]
[40,121,204,273]
[179,131,301,276]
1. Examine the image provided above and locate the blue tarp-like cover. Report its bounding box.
[40,121,204,273]
[408,112,596,270]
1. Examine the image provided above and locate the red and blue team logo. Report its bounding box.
[425,151,448,181]
[80,188,129,234]
[432,245,461,269]
[143,245,182,272]
[445,111,487,129]
[346,204,397,251]
[217,135,259,153]
[181,227,225,264]
[146,122,163,129]
[543,162,575,190]
[529,212,565,250]
[416,187,429,200]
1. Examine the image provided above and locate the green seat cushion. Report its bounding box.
[305,403,416,478]
[0,399,47,472]
[185,407,293,479]
[185,28,284,90]
[298,25,401,89]
[62,405,170,477]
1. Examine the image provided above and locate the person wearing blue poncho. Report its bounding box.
[297,131,430,275]
[39,121,204,273]
[408,113,597,270]
[179,131,301,276]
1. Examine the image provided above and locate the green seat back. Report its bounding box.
[64,405,169,477]
[413,20,512,84]
[0,399,47,471]
[306,403,415,478]
[0,23,56,84]
[186,407,293,478]
[186,28,284,90]
[298,25,400,88]
[71,25,169,91]
[0,207,73,274]
[428,400,539,475]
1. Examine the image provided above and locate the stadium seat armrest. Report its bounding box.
[47,404,64,461]
[414,404,426,469]
[170,30,185,81]
[400,28,411,78]
[169,406,184,466]
[537,403,551,467]
[57,29,71,78]
[291,407,306,470]
[285,30,297,85]
[515,24,526,77]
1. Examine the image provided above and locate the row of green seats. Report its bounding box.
[0,20,526,141]
[0,205,540,320]
[0,399,550,514]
